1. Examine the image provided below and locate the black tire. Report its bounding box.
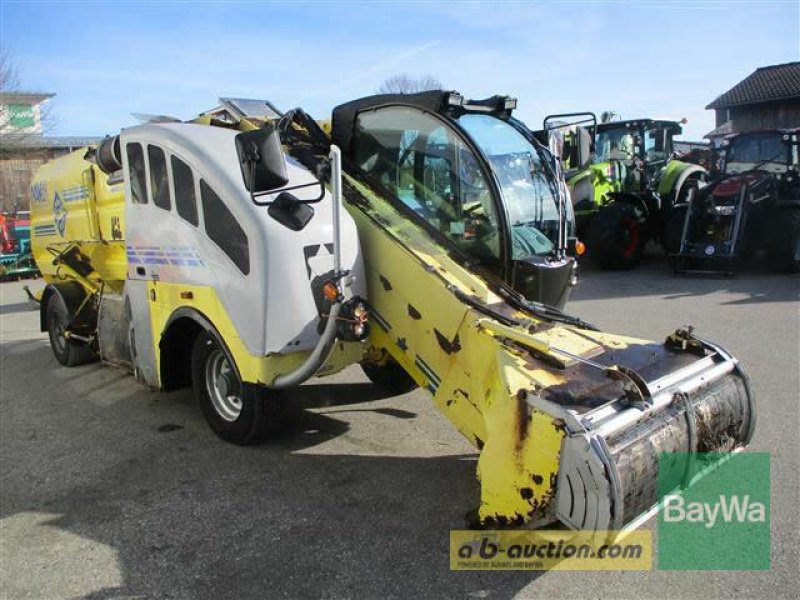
[361,357,418,396]
[766,208,800,273]
[191,332,286,445]
[588,203,644,270]
[45,293,95,367]
[664,205,688,258]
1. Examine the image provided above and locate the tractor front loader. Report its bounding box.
[668,128,800,275]
[30,93,754,530]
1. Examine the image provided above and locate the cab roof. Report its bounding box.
[723,127,800,141]
[596,119,682,132]
[331,90,517,153]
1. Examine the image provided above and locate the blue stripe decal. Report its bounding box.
[414,356,441,391]
[127,245,205,267]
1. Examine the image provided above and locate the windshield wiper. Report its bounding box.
[448,284,597,331]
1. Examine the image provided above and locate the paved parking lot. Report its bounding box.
[1,254,798,599]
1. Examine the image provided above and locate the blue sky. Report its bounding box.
[1,0,797,140]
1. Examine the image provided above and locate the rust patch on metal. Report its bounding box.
[407,304,422,320]
[514,389,529,455]
[379,275,392,291]
[520,487,533,500]
[531,474,544,486]
[434,329,461,354]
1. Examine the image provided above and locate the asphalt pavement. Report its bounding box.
[1,253,797,599]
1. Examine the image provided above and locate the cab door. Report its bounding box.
[349,105,507,276]
[121,139,160,387]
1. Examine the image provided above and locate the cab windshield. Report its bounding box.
[596,127,639,162]
[351,106,563,263]
[458,114,561,257]
[724,133,790,174]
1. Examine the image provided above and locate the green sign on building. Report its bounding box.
[8,103,35,128]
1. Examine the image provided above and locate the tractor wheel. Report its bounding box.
[45,293,95,367]
[361,357,418,396]
[191,332,287,444]
[588,203,644,270]
[664,205,688,260]
[766,208,800,273]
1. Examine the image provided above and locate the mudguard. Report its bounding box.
[658,160,706,204]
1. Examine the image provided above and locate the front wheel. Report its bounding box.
[361,355,418,396]
[588,203,644,270]
[191,332,286,444]
[766,208,800,273]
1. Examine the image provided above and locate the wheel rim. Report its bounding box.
[49,313,67,354]
[621,217,640,258]
[204,349,242,422]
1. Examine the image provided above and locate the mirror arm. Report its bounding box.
[246,155,331,206]
[247,172,327,206]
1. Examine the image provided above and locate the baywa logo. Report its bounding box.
[663,493,766,529]
[53,192,67,237]
[658,452,770,570]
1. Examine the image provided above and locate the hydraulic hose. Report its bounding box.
[268,145,344,389]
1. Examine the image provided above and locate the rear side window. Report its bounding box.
[171,156,198,226]
[200,180,249,275]
[148,145,171,210]
[126,143,147,204]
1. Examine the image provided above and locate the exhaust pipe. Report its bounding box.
[94,136,122,174]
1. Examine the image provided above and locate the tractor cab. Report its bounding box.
[721,129,798,176]
[332,91,578,308]
[595,119,683,191]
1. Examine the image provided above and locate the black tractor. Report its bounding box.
[667,129,800,274]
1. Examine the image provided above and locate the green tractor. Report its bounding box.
[542,114,706,269]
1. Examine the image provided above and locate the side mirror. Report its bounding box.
[235,126,289,193]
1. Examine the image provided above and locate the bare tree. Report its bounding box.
[378,74,443,94]
[0,47,58,213]
[600,111,619,123]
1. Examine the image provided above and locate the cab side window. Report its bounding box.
[148,145,171,210]
[200,180,249,275]
[352,106,500,263]
[126,143,147,204]
[171,156,198,226]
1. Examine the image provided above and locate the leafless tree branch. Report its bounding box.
[377,74,443,95]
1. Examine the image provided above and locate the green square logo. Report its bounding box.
[657,452,770,570]
[8,103,35,128]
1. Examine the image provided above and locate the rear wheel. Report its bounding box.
[766,208,800,273]
[361,356,418,396]
[588,203,644,270]
[191,332,286,444]
[45,293,95,367]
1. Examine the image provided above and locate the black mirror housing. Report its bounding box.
[235,126,289,193]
